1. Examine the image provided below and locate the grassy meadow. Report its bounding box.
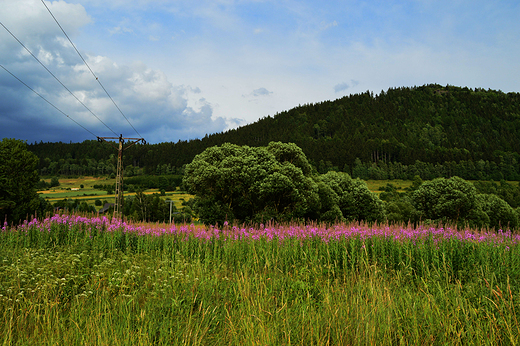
[38,176,193,210]
[1,214,520,345]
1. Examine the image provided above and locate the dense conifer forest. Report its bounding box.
[28,84,520,181]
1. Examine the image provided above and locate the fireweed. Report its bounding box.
[5,213,520,244]
[2,213,519,280]
[2,214,520,345]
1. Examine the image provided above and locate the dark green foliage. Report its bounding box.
[473,180,520,208]
[76,201,96,213]
[36,180,50,190]
[315,171,386,223]
[27,85,520,181]
[350,158,519,181]
[35,196,53,217]
[476,194,518,229]
[381,178,520,229]
[379,183,402,201]
[385,198,418,224]
[408,175,424,191]
[184,143,386,225]
[49,176,60,187]
[123,191,177,223]
[0,139,40,223]
[412,177,478,224]
[52,199,96,214]
[185,142,518,229]
[313,181,342,223]
[183,142,320,225]
[408,176,518,229]
[124,175,180,191]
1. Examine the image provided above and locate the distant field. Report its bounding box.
[39,189,109,199]
[38,176,194,209]
[365,179,413,194]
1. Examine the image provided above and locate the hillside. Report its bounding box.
[28,84,520,180]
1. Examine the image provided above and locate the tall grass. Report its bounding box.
[1,214,520,345]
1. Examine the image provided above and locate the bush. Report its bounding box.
[477,194,518,229]
[316,171,386,223]
[36,180,50,190]
[412,176,477,224]
[50,176,60,188]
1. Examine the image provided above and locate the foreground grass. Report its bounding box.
[1,216,520,345]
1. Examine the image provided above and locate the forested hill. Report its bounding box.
[28,84,520,180]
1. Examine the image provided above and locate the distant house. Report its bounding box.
[71,188,80,191]
[98,203,114,214]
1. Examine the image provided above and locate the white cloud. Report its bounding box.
[109,26,134,35]
[320,20,338,31]
[252,88,273,97]
[0,0,229,143]
[1,0,91,37]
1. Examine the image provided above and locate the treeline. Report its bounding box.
[350,157,520,181]
[89,175,183,194]
[27,84,520,181]
[123,175,183,191]
[183,142,520,230]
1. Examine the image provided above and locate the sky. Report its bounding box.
[1,0,519,144]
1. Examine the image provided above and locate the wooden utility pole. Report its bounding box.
[166,200,176,223]
[98,135,145,221]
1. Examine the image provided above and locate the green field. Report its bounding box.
[365,179,413,194]
[38,176,193,210]
[1,215,519,345]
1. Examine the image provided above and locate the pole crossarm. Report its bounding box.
[98,135,146,221]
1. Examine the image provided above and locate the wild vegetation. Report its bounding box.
[3,137,520,230]
[0,138,40,224]
[3,83,520,344]
[28,84,520,181]
[1,214,520,345]
[183,142,384,225]
[182,142,520,229]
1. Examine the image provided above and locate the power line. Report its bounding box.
[0,63,99,138]
[0,20,118,136]
[40,0,144,139]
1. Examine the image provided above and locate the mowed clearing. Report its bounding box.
[38,176,193,209]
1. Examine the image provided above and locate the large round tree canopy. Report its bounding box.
[183,142,319,225]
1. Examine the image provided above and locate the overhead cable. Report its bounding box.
[40,0,144,139]
[0,20,118,136]
[0,63,99,138]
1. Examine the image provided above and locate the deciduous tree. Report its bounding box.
[0,139,40,223]
[412,176,477,224]
[183,142,319,225]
